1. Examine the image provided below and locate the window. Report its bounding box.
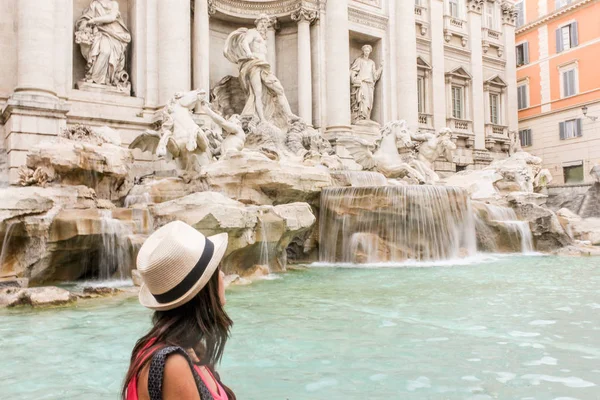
[485,2,497,30]
[559,118,582,140]
[555,0,573,9]
[452,86,464,119]
[417,77,425,113]
[516,42,530,66]
[515,1,525,28]
[519,129,532,147]
[563,163,584,183]
[517,84,528,110]
[490,93,500,124]
[449,0,460,17]
[561,66,578,98]
[556,22,578,53]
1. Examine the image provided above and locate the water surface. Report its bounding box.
[1,255,599,399]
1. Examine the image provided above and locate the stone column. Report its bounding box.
[395,0,418,130]
[502,3,518,132]
[193,0,213,112]
[265,17,279,76]
[325,0,352,138]
[292,8,318,124]
[15,0,57,97]
[467,0,485,149]
[158,0,191,105]
[430,0,447,132]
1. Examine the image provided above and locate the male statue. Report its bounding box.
[224,14,299,125]
[350,45,384,124]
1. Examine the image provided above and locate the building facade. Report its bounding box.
[0,0,518,184]
[516,0,600,184]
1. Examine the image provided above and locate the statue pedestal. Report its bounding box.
[76,80,131,96]
[352,120,381,146]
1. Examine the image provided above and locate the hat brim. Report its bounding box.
[138,232,228,311]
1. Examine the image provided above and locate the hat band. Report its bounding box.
[152,238,215,304]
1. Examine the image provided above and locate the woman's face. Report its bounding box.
[218,269,226,306]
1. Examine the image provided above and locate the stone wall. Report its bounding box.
[0,0,17,102]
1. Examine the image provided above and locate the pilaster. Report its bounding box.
[193,0,214,113]
[467,0,486,149]
[395,0,418,130]
[292,7,319,124]
[430,0,447,132]
[502,1,518,132]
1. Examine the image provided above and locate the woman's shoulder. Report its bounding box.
[163,354,201,399]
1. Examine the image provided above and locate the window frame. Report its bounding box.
[559,62,579,98]
[515,41,530,67]
[489,93,500,124]
[515,0,525,28]
[517,82,529,110]
[448,0,461,18]
[452,85,464,119]
[485,1,497,30]
[518,128,532,147]
[556,21,579,53]
[559,118,583,140]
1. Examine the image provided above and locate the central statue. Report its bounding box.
[223,14,299,127]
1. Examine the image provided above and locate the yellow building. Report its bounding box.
[516,0,600,184]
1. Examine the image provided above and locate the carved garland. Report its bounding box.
[291,7,319,24]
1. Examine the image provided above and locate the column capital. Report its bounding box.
[501,2,517,26]
[291,7,319,24]
[467,0,484,14]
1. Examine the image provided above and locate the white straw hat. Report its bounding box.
[136,221,228,311]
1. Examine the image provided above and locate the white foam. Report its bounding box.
[509,331,540,337]
[521,374,595,388]
[530,320,557,326]
[369,374,387,382]
[305,378,338,392]
[406,376,432,391]
[462,376,481,382]
[310,253,501,269]
[496,372,517,383]
[524,356,558,366]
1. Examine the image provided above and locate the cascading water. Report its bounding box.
[331,171,388,187]
[257,210,271,272]
[482,204,533,253]
[319,186,477,263]
[97,210,133,280]
[0,222,17,275]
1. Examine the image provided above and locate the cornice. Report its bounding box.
[209,0,322,19]
[348,7,388,30]
[515,0,595,33]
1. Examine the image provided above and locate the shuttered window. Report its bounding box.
[452,86,463,119]
[490,93,500,124]
[516,42,530,66]
[519,129,532,147]
[562,68,577,97]
[449,0,460,17]
[515,1,525,27]
[517,84,528,110]
[559,118,583,140]
[556,22,578,53]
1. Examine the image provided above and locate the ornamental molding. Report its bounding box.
[291,7,319,23]
[500,1,517,25]
[515,0,593,33]
[467,0,484,13]
[353,0,383,8]
[348,7,388,30]
[208,0,322,19]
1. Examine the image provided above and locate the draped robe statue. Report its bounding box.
[350,45,383,124]
[223,14,298,128]
[75,0,131,92]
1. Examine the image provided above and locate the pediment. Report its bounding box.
[485,74,507,87]
[416,56,432,70]
[445,67,472,80]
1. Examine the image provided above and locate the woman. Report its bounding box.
[122,221,236,400]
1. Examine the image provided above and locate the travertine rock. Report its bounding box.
[510,201,572,251]
[149,191,316,274]
[0,286,76,308]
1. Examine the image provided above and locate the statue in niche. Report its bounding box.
[223,14,299,128]
[75,0,131,94]
[128,90,215,180]
[350,45,384,124]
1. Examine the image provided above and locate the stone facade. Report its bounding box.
[0,0,518,184]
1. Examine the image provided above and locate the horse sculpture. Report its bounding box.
[129,90,215,180]
[339,120,427,183]
[410,127,457,183]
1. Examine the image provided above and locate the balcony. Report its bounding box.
[418,113,433,128]
[414,4,428,25]
[443,15,468,46]
[485,124,509,152]
[447,117,474,147]
[481,28,504,57]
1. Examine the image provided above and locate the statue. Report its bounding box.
[128,90,212,180]
[75,0,132,93]
[339,120,427,183]
[411,127,457,183]
[223,14,299,127]
[350,45,383,124]
[591,165,600,183]
[509,130,522,155]
[200,97,246,158]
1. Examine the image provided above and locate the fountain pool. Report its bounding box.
[1,255,599,399]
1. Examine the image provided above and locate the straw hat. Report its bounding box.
[136,221,228,311]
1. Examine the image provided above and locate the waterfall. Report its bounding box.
[331,171,388,187]
[0,222,17,275]
[97,210,133,280]
[483,204,533,253]
[257,210,271,272]
[319,186,477,263]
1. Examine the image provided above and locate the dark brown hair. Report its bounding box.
[122,269,235,399]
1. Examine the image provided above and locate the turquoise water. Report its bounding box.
[1,255,599,399]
